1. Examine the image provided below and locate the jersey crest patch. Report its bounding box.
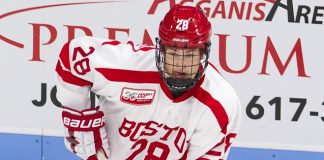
[120,87,156,105]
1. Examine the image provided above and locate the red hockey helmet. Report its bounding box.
[158,5,211,48]
[156,5,212,96]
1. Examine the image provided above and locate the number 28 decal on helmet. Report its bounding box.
[156,5,212,96]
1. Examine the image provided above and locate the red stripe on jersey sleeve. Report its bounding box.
[59,41,71,70]
[56,61,92,86]
[95,68,160,83]
[127,40,156,52]
[102,40,121,46]
[197,158,210,160]
[194,88,229,134]
[206,150,222,156]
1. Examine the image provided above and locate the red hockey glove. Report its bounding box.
[62,106,110,160]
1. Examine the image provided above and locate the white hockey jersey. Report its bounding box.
[55,36,241,160]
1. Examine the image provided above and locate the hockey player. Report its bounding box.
[56,5,241,160]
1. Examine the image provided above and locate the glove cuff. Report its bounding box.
[62,107,105,131]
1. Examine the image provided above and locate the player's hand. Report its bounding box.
[62,106,110,160]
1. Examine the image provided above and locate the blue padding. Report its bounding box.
[0,133,41,160]
[1,132,324,160]
[43,136,79,160]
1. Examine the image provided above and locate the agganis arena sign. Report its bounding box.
[148,0,324,24]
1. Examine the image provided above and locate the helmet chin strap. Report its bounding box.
[164,74,199,98]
